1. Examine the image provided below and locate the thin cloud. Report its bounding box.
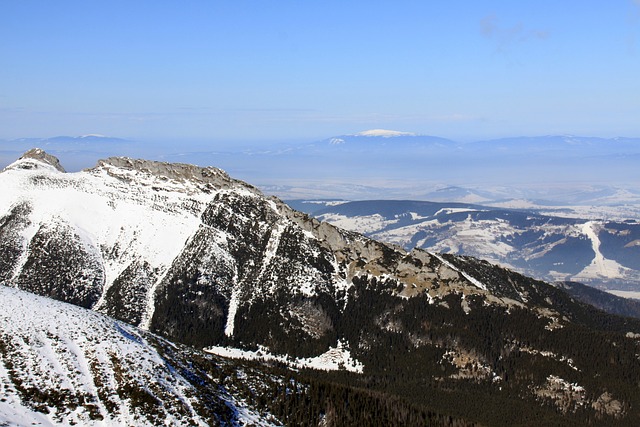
[480,14,548,53]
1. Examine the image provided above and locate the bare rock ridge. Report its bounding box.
[91,156,244,191]
[10,147,66,172]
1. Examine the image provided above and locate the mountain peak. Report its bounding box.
[353,129,417,137]
[4,148,67,173]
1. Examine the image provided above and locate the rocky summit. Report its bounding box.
[3,150,640,425]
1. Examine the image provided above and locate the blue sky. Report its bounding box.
[2,0,640,143]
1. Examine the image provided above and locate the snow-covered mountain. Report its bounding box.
[4,149,640,424]
[295,199,640,291]
[322,129,456,149]
[0,285,282,426]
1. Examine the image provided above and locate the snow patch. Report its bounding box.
[206,340,364,374]
[432,253,488,291]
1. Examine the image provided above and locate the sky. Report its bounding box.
[1,1,640,143]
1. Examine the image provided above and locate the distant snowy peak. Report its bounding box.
[353,129,417,137]
[79,133,107,138]
[322,130,457,149]
[46,134,128,143]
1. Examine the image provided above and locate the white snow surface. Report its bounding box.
[432,253,488,291]
[575,221,632,281]
[354,129,416,137]
[206,340,364,374]
[0,156,226,323]
[0,286,207,426]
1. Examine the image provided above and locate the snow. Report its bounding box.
[318,213,391,235]
[354,129,416,137]
[519,347,578,371]
[0,286,215,426]
[433,207,476,217]
[431,253,488,291]
[546,375,585,393]
[206,340,364,374]
[0,157,217,325]
[300,200,348,207]
[575,221,632,281]
[260,222,286,280]
[224,277,241,337]
[0,356,56,427]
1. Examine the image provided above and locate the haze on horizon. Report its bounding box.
[2,1,640,210]
[2,1,640,144]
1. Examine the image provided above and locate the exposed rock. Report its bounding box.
[14,147,66,172]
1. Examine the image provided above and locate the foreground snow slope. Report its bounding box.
[0,286,279,426]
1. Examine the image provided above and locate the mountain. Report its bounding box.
[320,129,457,150]
[246,133,640,201]
[0,135,137,174]
[3,133,639,204]
[298,199,640,291]
[0,285,278,426]
[4,149,640,424]
[465,135,640,156]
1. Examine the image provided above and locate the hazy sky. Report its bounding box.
[2,1,640,142]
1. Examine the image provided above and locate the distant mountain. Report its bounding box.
[4,150,640,424]
[555,281,640,319]
[320,129,457,150]
[3,132,639,203]
[465,135,640,156]
[6,134,129,146]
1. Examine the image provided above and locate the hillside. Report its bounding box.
[292,199,640,291]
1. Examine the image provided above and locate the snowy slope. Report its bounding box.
[0,286,279,426]
[0,150,275,332]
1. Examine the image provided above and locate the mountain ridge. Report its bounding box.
[3,149,640,424]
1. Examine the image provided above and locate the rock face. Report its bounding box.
[12,148,66,172]
[2,149,640,425]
